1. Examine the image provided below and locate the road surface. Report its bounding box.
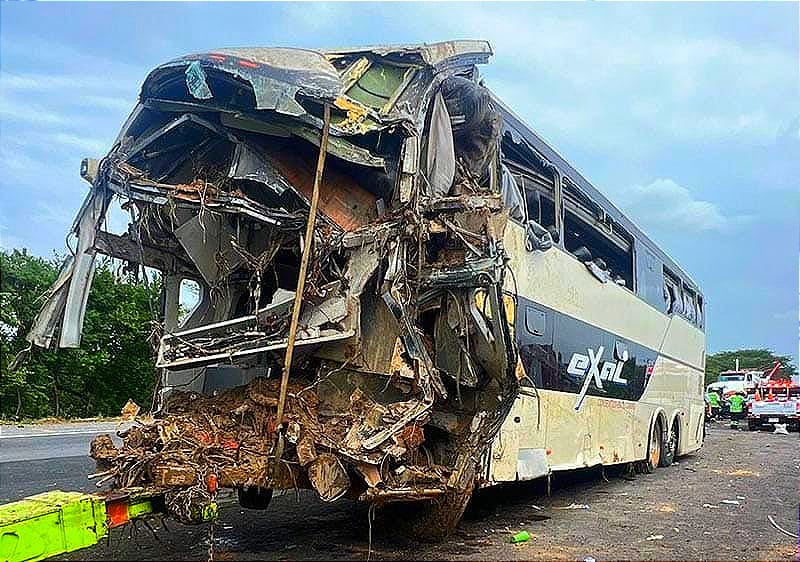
[1,422,797,560]
[0,421,129,502]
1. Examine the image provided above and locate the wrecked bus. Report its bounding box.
[24,41,706,538]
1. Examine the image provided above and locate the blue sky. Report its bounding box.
[0,2,797,364]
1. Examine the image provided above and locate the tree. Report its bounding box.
[705,348,797,387]
[1,249,160,419]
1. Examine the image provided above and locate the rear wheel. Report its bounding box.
[644,418,663,473]
[747,419,758,431]
[659,419,678,467]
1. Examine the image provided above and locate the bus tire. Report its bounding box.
[644,418,664,473]
[659,419,678,467]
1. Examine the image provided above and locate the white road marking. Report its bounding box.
[0,429,115,440]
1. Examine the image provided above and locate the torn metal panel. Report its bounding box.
[93,232,197,277]
[143,48,342,115]
[174,215,244,286]
[325,40,492,71]
[425,91,456,198]
[228,142,295,194]
[26,258,73,348]
[26,188,111,349]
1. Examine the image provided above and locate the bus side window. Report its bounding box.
[501,133,560,242]
[683,285,697,324]
[500,163,526,223]
[696,294,704,328]
[635,242,665,310]
[663,269,683,315]
[563,210,634,288]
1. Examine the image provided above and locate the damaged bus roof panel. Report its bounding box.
[143,48,343,116]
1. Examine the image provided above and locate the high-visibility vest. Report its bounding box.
[729,394,745,413]
[707,392,720,407]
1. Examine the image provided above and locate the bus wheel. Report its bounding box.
[644,418,663,473]
[659,420,678,467]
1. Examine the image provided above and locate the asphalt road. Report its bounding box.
[2,422,798,561]
[0,421,128,502]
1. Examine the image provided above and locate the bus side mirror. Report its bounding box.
[525,220,553,252]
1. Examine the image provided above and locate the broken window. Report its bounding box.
[663,268,683,315]
[501,135,559,241]
[337,56,415,113]
[696,294,704,328]
[563,181,634,288]
[682,285,698,324]
[178,279,201,325]
[500,164,526,223]
[441,76,502,186]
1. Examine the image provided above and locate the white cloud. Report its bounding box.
[0,93,70,126]
[418,6,795,149]
[49,133,108,155]
[1,73,133,93]
[772,310,798,321]
[615,178,752,233]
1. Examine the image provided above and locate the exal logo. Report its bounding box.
[568,345,629,411]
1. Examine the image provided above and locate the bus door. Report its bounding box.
[490,297,552,482]
[490,390,547,482]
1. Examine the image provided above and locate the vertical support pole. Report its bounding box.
[273,104,331,460]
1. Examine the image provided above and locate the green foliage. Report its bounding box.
[1,249,160,419]
[705,348,797,387]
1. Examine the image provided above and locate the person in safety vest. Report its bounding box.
[728,391,746,429]
[707,390,721,420]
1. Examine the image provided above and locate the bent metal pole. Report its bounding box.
[273,103,331,458]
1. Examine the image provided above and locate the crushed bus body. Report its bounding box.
[24,40,707,539]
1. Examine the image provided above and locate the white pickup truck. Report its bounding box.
[746,383,800,431]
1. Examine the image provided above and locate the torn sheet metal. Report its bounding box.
[425,91,455,197]
[27,188,111,349]
[144,47,343,116]
[174,215,243,286]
